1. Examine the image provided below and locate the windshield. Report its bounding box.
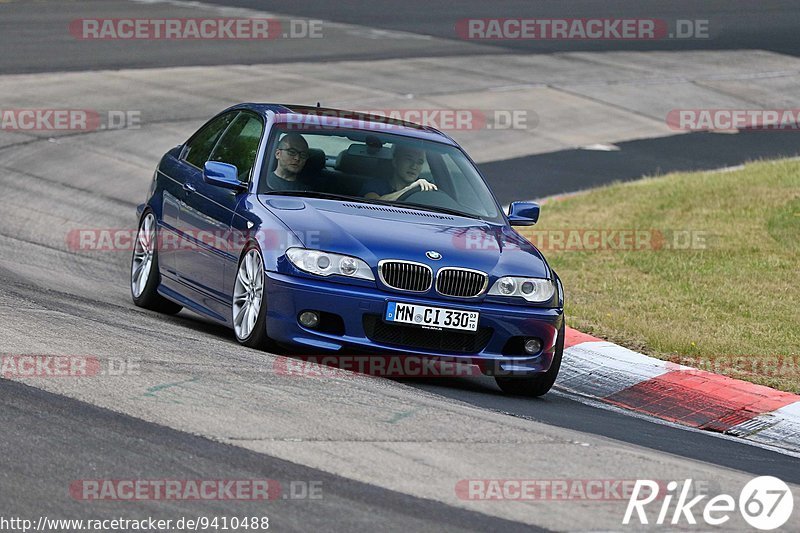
[258,127,504,223]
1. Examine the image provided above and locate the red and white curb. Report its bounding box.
[560,328,800,453]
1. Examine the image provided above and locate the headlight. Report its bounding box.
[488,276,555,303]
[286,248,374,281]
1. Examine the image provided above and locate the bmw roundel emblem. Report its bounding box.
[426,250,442,260]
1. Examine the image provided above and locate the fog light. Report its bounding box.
[299,311,320,328]
[523,337,543,355]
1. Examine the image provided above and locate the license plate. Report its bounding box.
[385,302,479,332]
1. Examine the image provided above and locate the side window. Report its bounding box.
[209,113,265,182]
[184,112,237,169]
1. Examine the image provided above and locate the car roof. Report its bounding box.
[223,103,459,146]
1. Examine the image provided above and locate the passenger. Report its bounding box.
[268,134,312,191]
[361,144,437,201]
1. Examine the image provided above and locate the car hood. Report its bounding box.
[258,196,550,279]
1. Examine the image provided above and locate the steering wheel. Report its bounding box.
[396,188,464,211]
[397,186,423,202]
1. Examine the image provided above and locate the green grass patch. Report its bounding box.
[519,158,800,393]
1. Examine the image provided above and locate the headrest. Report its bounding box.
[300,148,325,175]
[336,151,393,177]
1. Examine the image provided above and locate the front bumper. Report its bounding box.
[265,272,563,375]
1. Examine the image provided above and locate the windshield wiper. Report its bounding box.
[265,190,367,202]
[394,201,482,220]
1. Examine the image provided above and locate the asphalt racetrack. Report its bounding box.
[1,1,799,531]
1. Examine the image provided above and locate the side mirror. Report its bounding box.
[203,161,246,190]
[508,201,540,226]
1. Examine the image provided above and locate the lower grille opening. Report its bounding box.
[318,312,345,335]
[501,337,528,356]
[362,314,492,354]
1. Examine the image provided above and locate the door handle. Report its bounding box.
[183,182,196,193]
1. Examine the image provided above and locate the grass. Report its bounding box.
[517,158,800,393]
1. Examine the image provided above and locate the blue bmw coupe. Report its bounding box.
[131,103,565,396]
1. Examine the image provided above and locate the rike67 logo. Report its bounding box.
[624,477,794,530]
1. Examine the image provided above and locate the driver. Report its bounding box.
[361,144,437,201]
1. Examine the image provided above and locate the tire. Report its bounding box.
[130,211,183,315]
[495,321,565,397]
[232,245,276,350]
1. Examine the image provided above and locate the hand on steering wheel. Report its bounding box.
[397,179,438,202]
[411,178,437,192]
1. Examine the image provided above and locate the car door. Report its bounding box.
[165,111,237,282]
[177,111,265,317]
